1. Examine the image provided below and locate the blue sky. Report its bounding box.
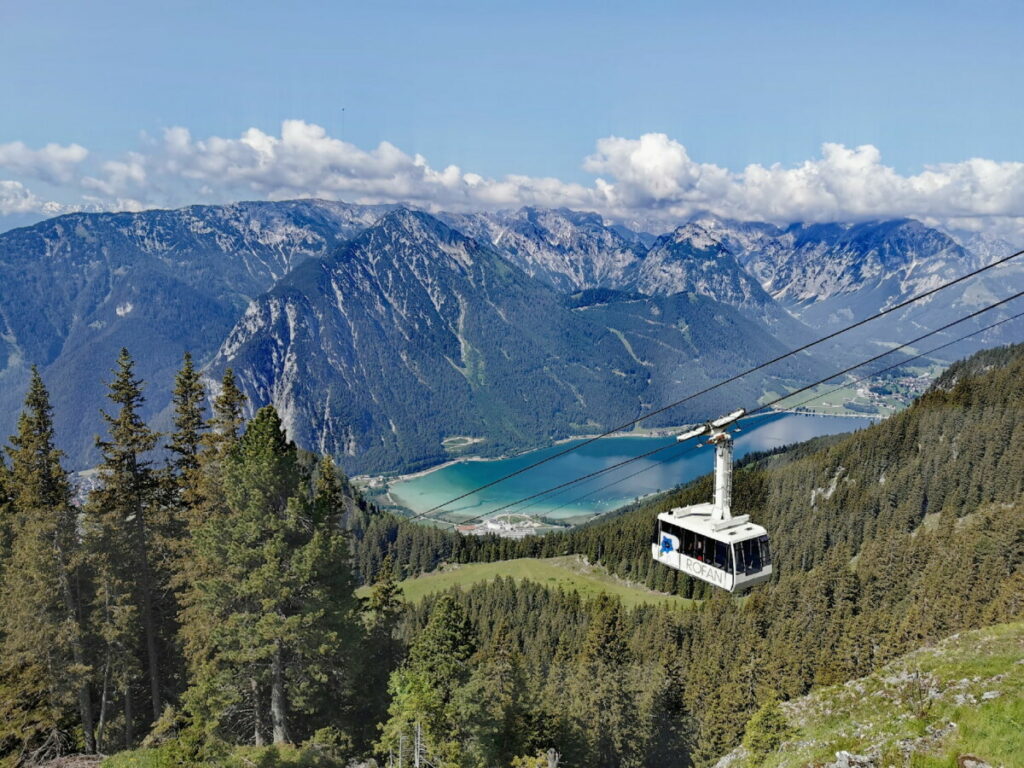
[2,0,1023,232]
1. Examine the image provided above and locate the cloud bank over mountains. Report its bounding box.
[2,120,1023,237]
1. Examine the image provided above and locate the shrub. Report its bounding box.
[742,698,793,763]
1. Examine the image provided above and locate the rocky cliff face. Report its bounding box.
[713,622,1022,768]
[209,209,804,473]
[440,207,648,291]
[1,197,1015,472]
[0,199,393,463]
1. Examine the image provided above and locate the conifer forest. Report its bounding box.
[0,341,1021,768]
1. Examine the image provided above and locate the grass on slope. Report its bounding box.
[359,555,695,609]
[738,621,1024,768]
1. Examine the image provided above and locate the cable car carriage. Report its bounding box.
[651,409,772,592]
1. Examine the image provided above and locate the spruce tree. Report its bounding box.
[168,351,206,510]
[189,368,247,530]
[0,368,95,756]
[566,594,642,768]
[0,453,12,566]
[86,348,164,728]
[208,368,247,445]
[357,552,405,749]
[742,697,792,761]
[380,594,476,765]
[181,407,359,747]
[457,623,535,766]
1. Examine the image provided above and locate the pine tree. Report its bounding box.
[208,368,247,445]
[566,594,642,768]
[742,697,792,761]
[85,348,164,731]
[189,368,247,531]
[357,553,405,750]
[380,594,476,766]
[0,453,12,567]
[457,623,536,767]
[0,368,95,757]
[181,407,360,748]
[640,641,691,767]
[168,351,206,511]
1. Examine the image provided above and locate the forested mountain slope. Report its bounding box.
[0,200,393,465]
[2,322,1020,768]
[353,342,1024,594]
[210,209,812,474]
[346,343,1024,765]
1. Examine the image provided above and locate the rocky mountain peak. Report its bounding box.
[669,221,726,252]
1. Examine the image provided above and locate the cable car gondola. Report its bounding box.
[651,409,772,592]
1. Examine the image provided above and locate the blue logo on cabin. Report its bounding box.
[660,536,673,554]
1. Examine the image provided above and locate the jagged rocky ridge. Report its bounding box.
[0,200,1018,472]
[0,200,394,463]
[209,210,810,473]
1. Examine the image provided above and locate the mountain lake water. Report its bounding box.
[387,412,876,526]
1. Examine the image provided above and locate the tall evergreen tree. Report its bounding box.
[168,351,206,511]
[181,407,360,747]
[566,595,642,768]
[189,368,247,530]
[208,368,247,445]
[0,453,12,567]
[353,553,405,750]
[380,594,477,766]
[0,369,95,757]
[85,348,164,729]
[457,623,536,767]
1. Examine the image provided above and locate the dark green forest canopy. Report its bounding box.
[356,342,1024,598]
[0,343,1021,768]
[366,343,1024,765]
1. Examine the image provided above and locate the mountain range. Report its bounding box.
[0,201,1019,473]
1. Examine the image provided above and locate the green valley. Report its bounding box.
[356,555,695,609]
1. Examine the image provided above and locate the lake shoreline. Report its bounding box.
[362,410,882,522]
[359,421,704,491]
[366,408,880,491]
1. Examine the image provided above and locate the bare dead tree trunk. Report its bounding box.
[96,590,113,752]
[271,643,288,744]
[96,651,110,751]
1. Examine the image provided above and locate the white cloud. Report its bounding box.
[3,123,1024,239]
[0,180,67,216]
[0,141,88,185]
[82,152,146,196]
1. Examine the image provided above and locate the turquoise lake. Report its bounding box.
[387,412,875,525]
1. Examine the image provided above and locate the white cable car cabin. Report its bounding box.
[651,409,772,593]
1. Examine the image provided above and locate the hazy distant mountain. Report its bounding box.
[631,223,811,337]
[0,200,393,464]
[443,209,810,338]
[697,216,1024,360]
[0,198,1014,473]
[209,210,809,474]
[439,207,647,291]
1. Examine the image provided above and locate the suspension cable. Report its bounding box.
[416,248,1024,516]
[523,307,1024,522]
[425,288,1024,527]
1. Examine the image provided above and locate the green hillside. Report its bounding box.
[357,555,695,609]
[345,342,1024,765]
[720,621,1024,768]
